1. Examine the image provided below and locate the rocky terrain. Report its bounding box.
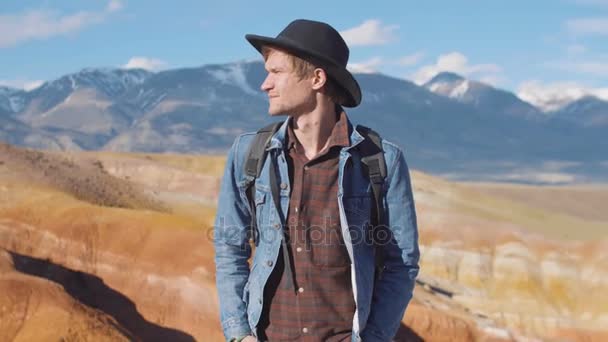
[0,143,606,341]
[0,249,130,341]
[413,174,608,341]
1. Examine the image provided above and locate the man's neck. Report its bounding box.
[290,103,338,160]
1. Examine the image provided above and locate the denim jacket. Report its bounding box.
[214,116,419,342]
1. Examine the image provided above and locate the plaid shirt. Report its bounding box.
[257,111,355,341]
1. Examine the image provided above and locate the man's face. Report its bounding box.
[260,49,315,116]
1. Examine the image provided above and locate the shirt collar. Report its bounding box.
[286,110,351,153]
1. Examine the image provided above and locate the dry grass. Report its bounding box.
[1,143,167,212]
[0,180,212,232]
[453,184,607,240]
[465,182,608,221]
[414,175,608,241]
[78,150,227,177]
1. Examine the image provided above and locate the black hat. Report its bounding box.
[246,19,361,107]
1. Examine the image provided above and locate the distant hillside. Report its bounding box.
[1,62,606,183]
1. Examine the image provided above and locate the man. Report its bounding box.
[214,19,419,342]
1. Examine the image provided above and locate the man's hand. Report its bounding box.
[242,336,257,342]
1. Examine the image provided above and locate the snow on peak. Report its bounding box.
[8,95,25,112]
[77,68,150,87]
[424,72,470,99]
[514,81,608,112]
[428,79,469,99]
[0,86,16,96]
[450,80,469,98]
[42,68,152,97]
[426,71,465,86]
[0,86,26,113]
[561,95,606,113]
[207,62,260,96]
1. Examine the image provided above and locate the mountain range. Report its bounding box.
[1,61,606,183]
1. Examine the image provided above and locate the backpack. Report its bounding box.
[242,122,388,285]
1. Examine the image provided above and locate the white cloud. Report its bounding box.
[478,75,504,87]
[0,1,123,48]
[546,59,608,75]
[398,52,425,67]
[107,0,124,12]
[347,57,383,73]
[566,44,587,55]
[411,52,502,85]
[566,17,608,35]
[123,56,167,71]
[0,78,45,91]
[346,51,424,74]
[340,19,398,47]
[517,80,608,111]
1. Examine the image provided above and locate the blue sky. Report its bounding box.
[1,0,607,109]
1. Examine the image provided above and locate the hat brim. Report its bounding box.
[245,34,361,107]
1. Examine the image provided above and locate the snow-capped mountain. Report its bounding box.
[423,72,468,98]
[10,68,153,149]
[0,86,27,114]
[104,62,270,152]
[552,96,608,127]
[22,67,151,115]
[424,72,541,120]
[34,68,151,97]
[1,62,605,183]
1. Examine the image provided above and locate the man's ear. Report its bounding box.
[311,68,327,90]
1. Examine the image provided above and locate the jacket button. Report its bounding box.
[280,183,288,189]
[267,260,273,267]
[273,223,280,229]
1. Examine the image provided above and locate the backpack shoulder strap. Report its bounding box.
[244,122,283,179]
[243,122,282,244]
[242,122,297,291]
[356,124,387,222]
[356,124,388,279]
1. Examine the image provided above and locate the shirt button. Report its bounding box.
[302,327,308,333]
[296,247,302,253]
[294,207,298,213]
[267,260,273,267]
[280,183,288,189]
[298,287,304,293]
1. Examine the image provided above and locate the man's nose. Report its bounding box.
[260,74,272,92]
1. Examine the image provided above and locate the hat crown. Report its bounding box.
[277,19,349,67]
[245,19,361,107]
